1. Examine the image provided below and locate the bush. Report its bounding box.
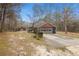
[33,32,43,40]
[37,32,43,38]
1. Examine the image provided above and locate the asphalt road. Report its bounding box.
[43,34,79,48]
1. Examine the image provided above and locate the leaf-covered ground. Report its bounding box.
[0,31,78,56]
[0,31,48,56]
[57,31,79,39]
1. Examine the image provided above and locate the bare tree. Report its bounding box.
[0,3,21,32]
[63,7,72,34]
[53,10,62,31]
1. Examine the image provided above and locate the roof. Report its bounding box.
[39,22,55,28]
[34,20,55,28]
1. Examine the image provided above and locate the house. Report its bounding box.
[16,27,26,31]
[34,21,56,34]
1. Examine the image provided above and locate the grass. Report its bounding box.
[19,32,46,45]
[0,31,49,55]
[0,31,75,56]
[57,31,79,39]
[0,32,11,55]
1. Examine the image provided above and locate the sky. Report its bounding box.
[20,3,79,22]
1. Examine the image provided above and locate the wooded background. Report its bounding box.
[0,3,79,33]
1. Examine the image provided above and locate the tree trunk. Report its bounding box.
[64,23,67,34]
[64,18,68,34]
[64,8,68,34]
[0,5,6,32]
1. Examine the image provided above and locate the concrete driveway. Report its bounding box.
[43,34,79,48]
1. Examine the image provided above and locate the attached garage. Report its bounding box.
[37,22,56,34]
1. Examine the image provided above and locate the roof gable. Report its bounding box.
[39,22,55,28]
[34,20,55,28]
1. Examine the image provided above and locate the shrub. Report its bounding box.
[37,32,43,38]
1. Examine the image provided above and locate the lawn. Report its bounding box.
[0,31,76,56]
[0,31,49,55]
[57,31,79,39]
[0,32,12,55]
